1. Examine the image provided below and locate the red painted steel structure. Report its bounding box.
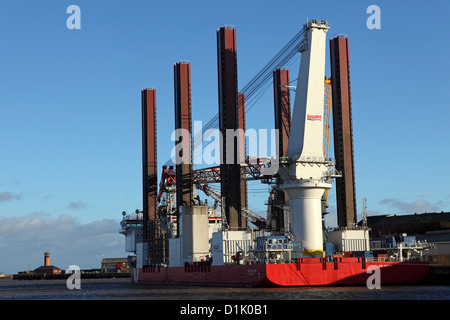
[273,68,291,158]
[131,259,430,287]
[174,61,194,235]
[329,36,357,228]
[217,26,242,230]
[141,88,158,240]
[238,92,248,228]
[271,68,291,233]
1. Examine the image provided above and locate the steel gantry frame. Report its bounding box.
[270,67,292,234]
[158,156,274,202]
[153,24,341,235]
[141,88,158,241]
[330,35,357,228]
[157,76,335,229]
[173,61,194,237]
[217,26,244,230]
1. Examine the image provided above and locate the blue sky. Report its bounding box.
[0,0,449,274]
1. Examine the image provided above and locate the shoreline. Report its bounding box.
[12,272,130,280]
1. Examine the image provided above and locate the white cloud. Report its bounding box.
[0,212,125,275]
[0,191,21,202]
[379,198,440,214]
[67,200,87,210]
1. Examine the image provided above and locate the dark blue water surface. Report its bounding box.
[1,278,448,319]
[1,278,449,300]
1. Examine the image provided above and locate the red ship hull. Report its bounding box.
[130,258,430,287]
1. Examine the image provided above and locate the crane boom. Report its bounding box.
[279,20,333,257]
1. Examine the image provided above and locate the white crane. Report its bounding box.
[279,20,337,257]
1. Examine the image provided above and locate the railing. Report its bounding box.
[365,257,399,262]
[327,225,369,232]
[219,254,414,266]
[370,240,430,250]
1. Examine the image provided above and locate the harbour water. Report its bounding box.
[1,278,448,318]
[1,278,449,300]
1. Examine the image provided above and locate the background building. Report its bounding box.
[101,258,129,273]
[33,252,61,276]
[362,212,450,239]
[361,212,450,266]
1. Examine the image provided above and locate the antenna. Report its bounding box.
[362,198,368,228]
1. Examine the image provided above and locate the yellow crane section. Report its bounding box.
[323,77,332,209]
